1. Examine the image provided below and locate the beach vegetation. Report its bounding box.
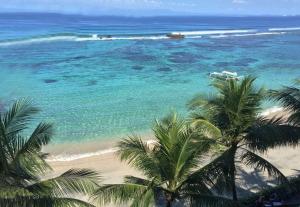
[187,76,300,201]
[0,99,100,207]
[93,113,239,207]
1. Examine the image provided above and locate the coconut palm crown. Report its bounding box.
[188,76,300,201]
[93,113,239,207]
[0,99,100,207]
[270,84,300,125]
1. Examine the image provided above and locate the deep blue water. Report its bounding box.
[1,13,300,143]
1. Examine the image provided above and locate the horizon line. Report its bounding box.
[1,11,300,18]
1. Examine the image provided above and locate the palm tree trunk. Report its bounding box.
[230,167,238,201]
[165,192,173,207]
[230,146,238,201]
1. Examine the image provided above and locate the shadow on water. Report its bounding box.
[43,79,58,84]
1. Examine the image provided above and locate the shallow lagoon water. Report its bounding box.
[1,14,300,143]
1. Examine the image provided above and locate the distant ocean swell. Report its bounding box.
[1,27,300,47]
[46,107,283,162]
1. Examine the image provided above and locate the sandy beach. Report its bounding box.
[46,108,300,187]
[49,150,142,184]
[45,133,154,183]
[48,144,300,185]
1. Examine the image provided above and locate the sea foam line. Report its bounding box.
[0,34,170,46]
[0,28,293,47]
[46,140,157,162]
[46,147,119,162]
[210,32,286,38]
[0,36,77,46]
[269,27,300,31]
[172,29,256,36]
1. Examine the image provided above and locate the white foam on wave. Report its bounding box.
[233,32,286,37]
[210,34,230,38]
[109,35,169,40]
[269,27,300,31]
[75,35,169,41]
[0,36,77,47]
[185,35,202,39]
[74,34,99,41]
[172,29,256,36]
[0,34,169,46]
[46,147,119,162]
[46,139,157,162]
[210,32,286,38]
[0,28,291,47]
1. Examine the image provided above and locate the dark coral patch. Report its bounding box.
[232,58,258,67]
[126,54,156,62]
[70,56,88,60]
[86,80,97,86]
[238,58,258,64]
[213,62,232,67]
[43,79,58,84]
[157,67,172,72]
[232,62,249,67]
[132,65,144,70]
[168,52,199,64]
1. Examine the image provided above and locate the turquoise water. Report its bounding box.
[1,14,300,143]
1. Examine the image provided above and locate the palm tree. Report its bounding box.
[0,99,100,207]
[93,113,239,207]
[270,84,300,125]
[188,76,300,201]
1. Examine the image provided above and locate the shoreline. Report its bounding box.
[48,106,300,187]
[45,106,284,162]
[44,130,155,162]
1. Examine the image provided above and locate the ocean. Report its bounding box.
[1,13,300,144]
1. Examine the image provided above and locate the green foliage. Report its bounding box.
[94,113,238,206]
[0,99,100,207]
[269,86,300,124]
[188,77,300,201]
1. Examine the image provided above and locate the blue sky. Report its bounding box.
[1,0,300,16]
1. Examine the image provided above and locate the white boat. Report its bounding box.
[209,71,243,80]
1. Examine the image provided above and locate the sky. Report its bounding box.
[0,0,300,16]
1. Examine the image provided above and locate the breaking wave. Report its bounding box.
[269,27,300,31]
[0,27,298,47]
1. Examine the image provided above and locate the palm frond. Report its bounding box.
[188,116,222,138]
[21,122,53,152]
[93,183,149,206]
[0,186,33,198]
[27,168,100,196]
[245,117,300,152]
[0,196,95,207]
[117,135,160,179]
[239,148,288,184]
[269,86,300,124]
[186,147,237,195]
[2,99,39,136]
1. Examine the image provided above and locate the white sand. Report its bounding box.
[46,108,300,205]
